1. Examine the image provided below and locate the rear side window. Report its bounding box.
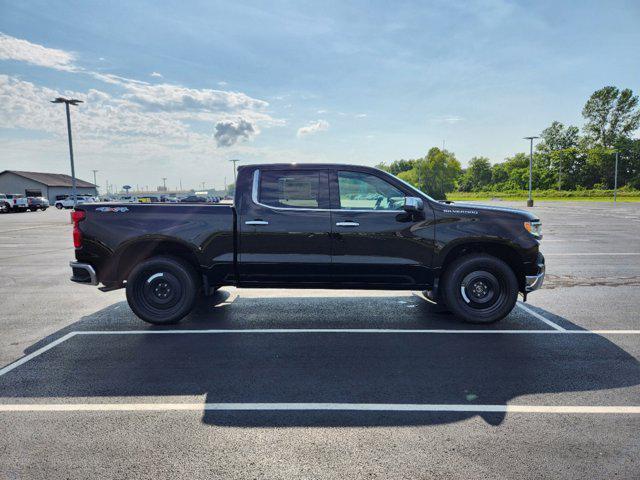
[259,170,321,209]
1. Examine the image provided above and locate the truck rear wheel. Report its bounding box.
[441,254,517,324]
[126,256,199,325]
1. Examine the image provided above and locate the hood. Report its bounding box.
[437,201,539,221]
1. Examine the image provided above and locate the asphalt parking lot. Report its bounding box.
[1,202,639,479]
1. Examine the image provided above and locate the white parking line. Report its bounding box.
[0,332,76,377]
[1,402,639,414]
[544,253,640,256]
[516,303,565,331]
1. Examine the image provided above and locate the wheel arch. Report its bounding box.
[114,237,202,283]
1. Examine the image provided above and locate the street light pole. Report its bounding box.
[92,170,98,195]
[162,177,167,191]
[229,159,240,185]
[52,97,83,207]
[614,150,619,205]
[523,136,539,207]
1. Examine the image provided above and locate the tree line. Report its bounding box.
[377,86,640,199]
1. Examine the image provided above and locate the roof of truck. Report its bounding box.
[239,163,382,170]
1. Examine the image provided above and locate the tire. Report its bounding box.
[0,202,9,213]
[55,203,63,209]
[126,256,199,325]
[29,207,37,212]
[441,254,518,324]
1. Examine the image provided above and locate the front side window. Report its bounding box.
[259,170,320,209]
[338,171,404,210]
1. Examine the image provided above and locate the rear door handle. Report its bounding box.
[245,220,269,225]
[336,221,359,227]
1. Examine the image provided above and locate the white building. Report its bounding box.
[0,170,97,203]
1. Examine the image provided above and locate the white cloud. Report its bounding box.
[432,115,463,125]
[0,34,282,147]
[0,32,77,71]
[355,113,367,118]
[297,119,329,137]
[217,81,228,86]
[214,119,256,147]
[121,82,269,114]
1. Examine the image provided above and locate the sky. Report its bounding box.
[1,0,639,192]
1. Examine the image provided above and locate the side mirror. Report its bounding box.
[403,196,424,212]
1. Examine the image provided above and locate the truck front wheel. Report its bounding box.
[441,254,518,324]
[126,256,199,325]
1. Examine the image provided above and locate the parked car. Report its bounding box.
[27,196,49,211]
[162,195,179,203]
[69,163,545,326]
[138,195,161,203]
[0,193,29,212]
[116,195,138,203]
[179,195,207,203]
[54,195,96,209]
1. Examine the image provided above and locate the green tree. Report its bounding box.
[582,86,640,147]
[547,147,585,190]
[459,157,493,191]
[377,159,415,175]
[538,121,580,152]
[408,148,462,199]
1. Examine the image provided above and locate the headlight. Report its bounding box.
[524,220,542,239]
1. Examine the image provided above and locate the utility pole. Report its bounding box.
[523,136,539,207]
[558,159,562,190]
[614,150,619,205]
[162,177,167,191]
[201,181,206,191]
[229,159,240,185]
[91,170,98,194]
[179,179,182,192]
[51,97,83,207]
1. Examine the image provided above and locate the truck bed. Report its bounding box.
[74,202,236,287]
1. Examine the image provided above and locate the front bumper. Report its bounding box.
[525,253,545,292]
[70,261,98,285]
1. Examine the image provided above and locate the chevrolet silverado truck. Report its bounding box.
[69,163,544,325]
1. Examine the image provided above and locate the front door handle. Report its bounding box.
[245,220,269,225]
[336,221,359,227]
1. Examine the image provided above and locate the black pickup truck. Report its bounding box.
[70,163,544,325]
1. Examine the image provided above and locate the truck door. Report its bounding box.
[238,167,332,285]
[329,169,436,288]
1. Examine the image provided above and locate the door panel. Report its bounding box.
[330,170,436,288]
[238,168,332,285]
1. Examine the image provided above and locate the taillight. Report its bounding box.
[71,210,86,248]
